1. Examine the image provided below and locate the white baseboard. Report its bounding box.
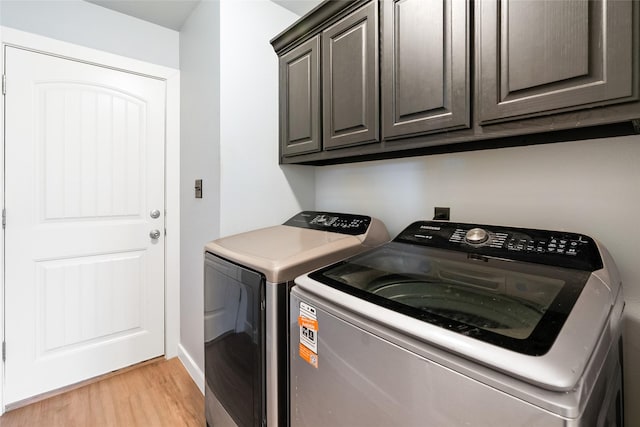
[178,343,204,395]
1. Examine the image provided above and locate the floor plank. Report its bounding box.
[0,358,204,427]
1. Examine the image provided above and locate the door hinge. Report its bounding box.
[2,74,5,96]
[2,341,6,362]
[2,208,5,229]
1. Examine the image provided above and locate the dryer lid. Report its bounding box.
[205,211,389,283]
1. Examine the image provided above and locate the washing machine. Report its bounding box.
[203,211,389,427]
[291,220,624,426]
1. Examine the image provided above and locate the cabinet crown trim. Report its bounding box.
[270,0,369,54]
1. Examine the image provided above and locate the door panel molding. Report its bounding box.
[382,0,470,139]
[322,1,379,149]
[477,0,637,123]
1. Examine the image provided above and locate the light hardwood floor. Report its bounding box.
[0,357,204,426]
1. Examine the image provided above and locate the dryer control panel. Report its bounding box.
[284,211,372,236]
[395,221,603,271]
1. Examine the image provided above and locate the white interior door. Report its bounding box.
[3,46,166,404]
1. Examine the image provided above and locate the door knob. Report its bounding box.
[150,209,161,219]
[149,229,161,240]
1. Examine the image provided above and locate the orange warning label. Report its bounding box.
[299,343,319,368]
[299,301,318,354]
[298,316,319,331]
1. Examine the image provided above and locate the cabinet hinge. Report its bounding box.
[2,341,6,362]
[2,74,5,96]
[2,208,5,229]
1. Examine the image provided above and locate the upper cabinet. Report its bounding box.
[477,0,637,124]
[271,0,639,165]
[323,2,379,149]
[279,36,321,156]
[381,0,470,139]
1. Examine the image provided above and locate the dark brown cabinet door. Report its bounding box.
[322,1,379,149]
[279,36,321,157]
[477,0,637,124]
[382,0,470,139]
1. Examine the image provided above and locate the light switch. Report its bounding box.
[195,179,203,198]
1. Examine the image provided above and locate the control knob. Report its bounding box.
[465,228,489,245]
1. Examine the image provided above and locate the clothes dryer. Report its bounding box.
[204,211,389,427]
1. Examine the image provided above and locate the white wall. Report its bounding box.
[315,134,640,426]
[219,0,315,237]
[0,0,179,68]
[178,0,221,389]
[177,0,315,386]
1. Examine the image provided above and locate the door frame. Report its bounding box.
[0,26,181,414]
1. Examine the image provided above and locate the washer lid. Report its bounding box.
[308,242,594,356]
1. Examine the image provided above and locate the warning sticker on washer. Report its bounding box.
[299,343,318,368]
[298,301,318,368]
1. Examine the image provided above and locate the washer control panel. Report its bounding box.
[396,221,602,271]
[284,211,371,236]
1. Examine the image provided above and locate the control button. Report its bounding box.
[450,229,465,243]
[465,228,489,245]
